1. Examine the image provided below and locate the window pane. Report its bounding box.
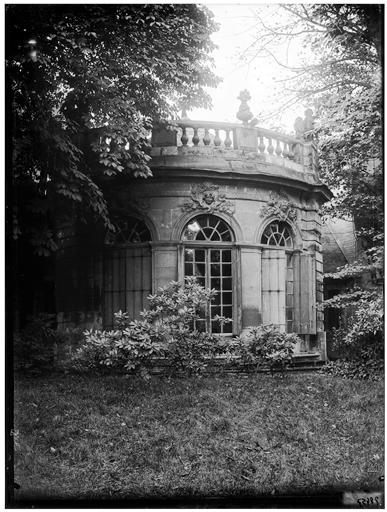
[208,216,219,228]
[212,293,221,305]
[222,278,232,290]
[221,230,232,242]
[185,249,194,261]
[223,322,233,334]
[222,250,231,262]
[195,249,205,262]
[211,264,221,276]
[222,264,232,276]
[194,263,206,277]
[211,250,220,263]
[185,262,193,275]
[197,277,205,288]
[222,292,233,305]
[223,306,232,319]
[211,277,221,290]
[211,306,221,317]
[183,227,196,241]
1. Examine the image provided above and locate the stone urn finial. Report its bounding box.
[180,106,188,119]
[237,90,253,125]
[294,116,305,139]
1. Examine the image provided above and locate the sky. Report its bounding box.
[191,4,306,133]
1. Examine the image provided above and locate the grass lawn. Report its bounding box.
[13,372,384,503]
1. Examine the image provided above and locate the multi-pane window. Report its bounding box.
[104,217,152,327]
[261,221,293,248]
[182,215,234,334]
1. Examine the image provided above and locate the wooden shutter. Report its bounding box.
[293,251,316,334]
[261,249,286,331]
[103,245,151,328]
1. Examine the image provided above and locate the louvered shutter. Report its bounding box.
[261,249,286,331]
[293,251,316,334]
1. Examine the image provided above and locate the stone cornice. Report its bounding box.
[149,167,332,202]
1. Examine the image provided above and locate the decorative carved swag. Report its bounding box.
[182,182,235,215]
[260,190,298,221]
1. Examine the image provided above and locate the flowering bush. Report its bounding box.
[237,324,300,373]
[72,277,229,376]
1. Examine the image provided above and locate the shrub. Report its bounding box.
[72,277,229,376]
[323,292,383,379]
[14,314,67,374]
[323,296,384,380]
[237,324,300,374]
[321,355,384,381]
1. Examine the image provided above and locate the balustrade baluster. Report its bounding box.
[282,142,289,158]
[181,127,188,146]
[192,127,200,146]
[258,136,265,153]
[203,128,211,146]
[214,129,221,147]
[275,139,282,156]
[288,143,295,160]
[267,138,274,155]
[224,129,232,148]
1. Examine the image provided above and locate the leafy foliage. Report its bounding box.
[321,355,383,382]
[237,324,300,374]
[322,298,383,381]
[244,5,383,364]
[72,277,228,377]
[14,314,67,373]
[7,4,219,254]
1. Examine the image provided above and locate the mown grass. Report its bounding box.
[13,373,384,502]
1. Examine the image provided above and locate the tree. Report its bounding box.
[241,4,383,349]
[7,4,219,255]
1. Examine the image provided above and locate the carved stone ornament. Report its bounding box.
[260,190,298,221]
[183,182,235,215]
[129,196,150,214]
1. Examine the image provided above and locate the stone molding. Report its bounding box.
[182,182,235,215]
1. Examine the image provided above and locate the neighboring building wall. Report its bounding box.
[321,218,358,359]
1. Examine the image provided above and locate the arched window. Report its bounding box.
[182,214,234,335]
[183,215,233,242]
[104,216,152,327]
[261,221,293,248]
[260,220,294,332]
[106,218,151,244]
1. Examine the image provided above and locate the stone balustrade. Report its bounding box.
[151,119,318,175]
